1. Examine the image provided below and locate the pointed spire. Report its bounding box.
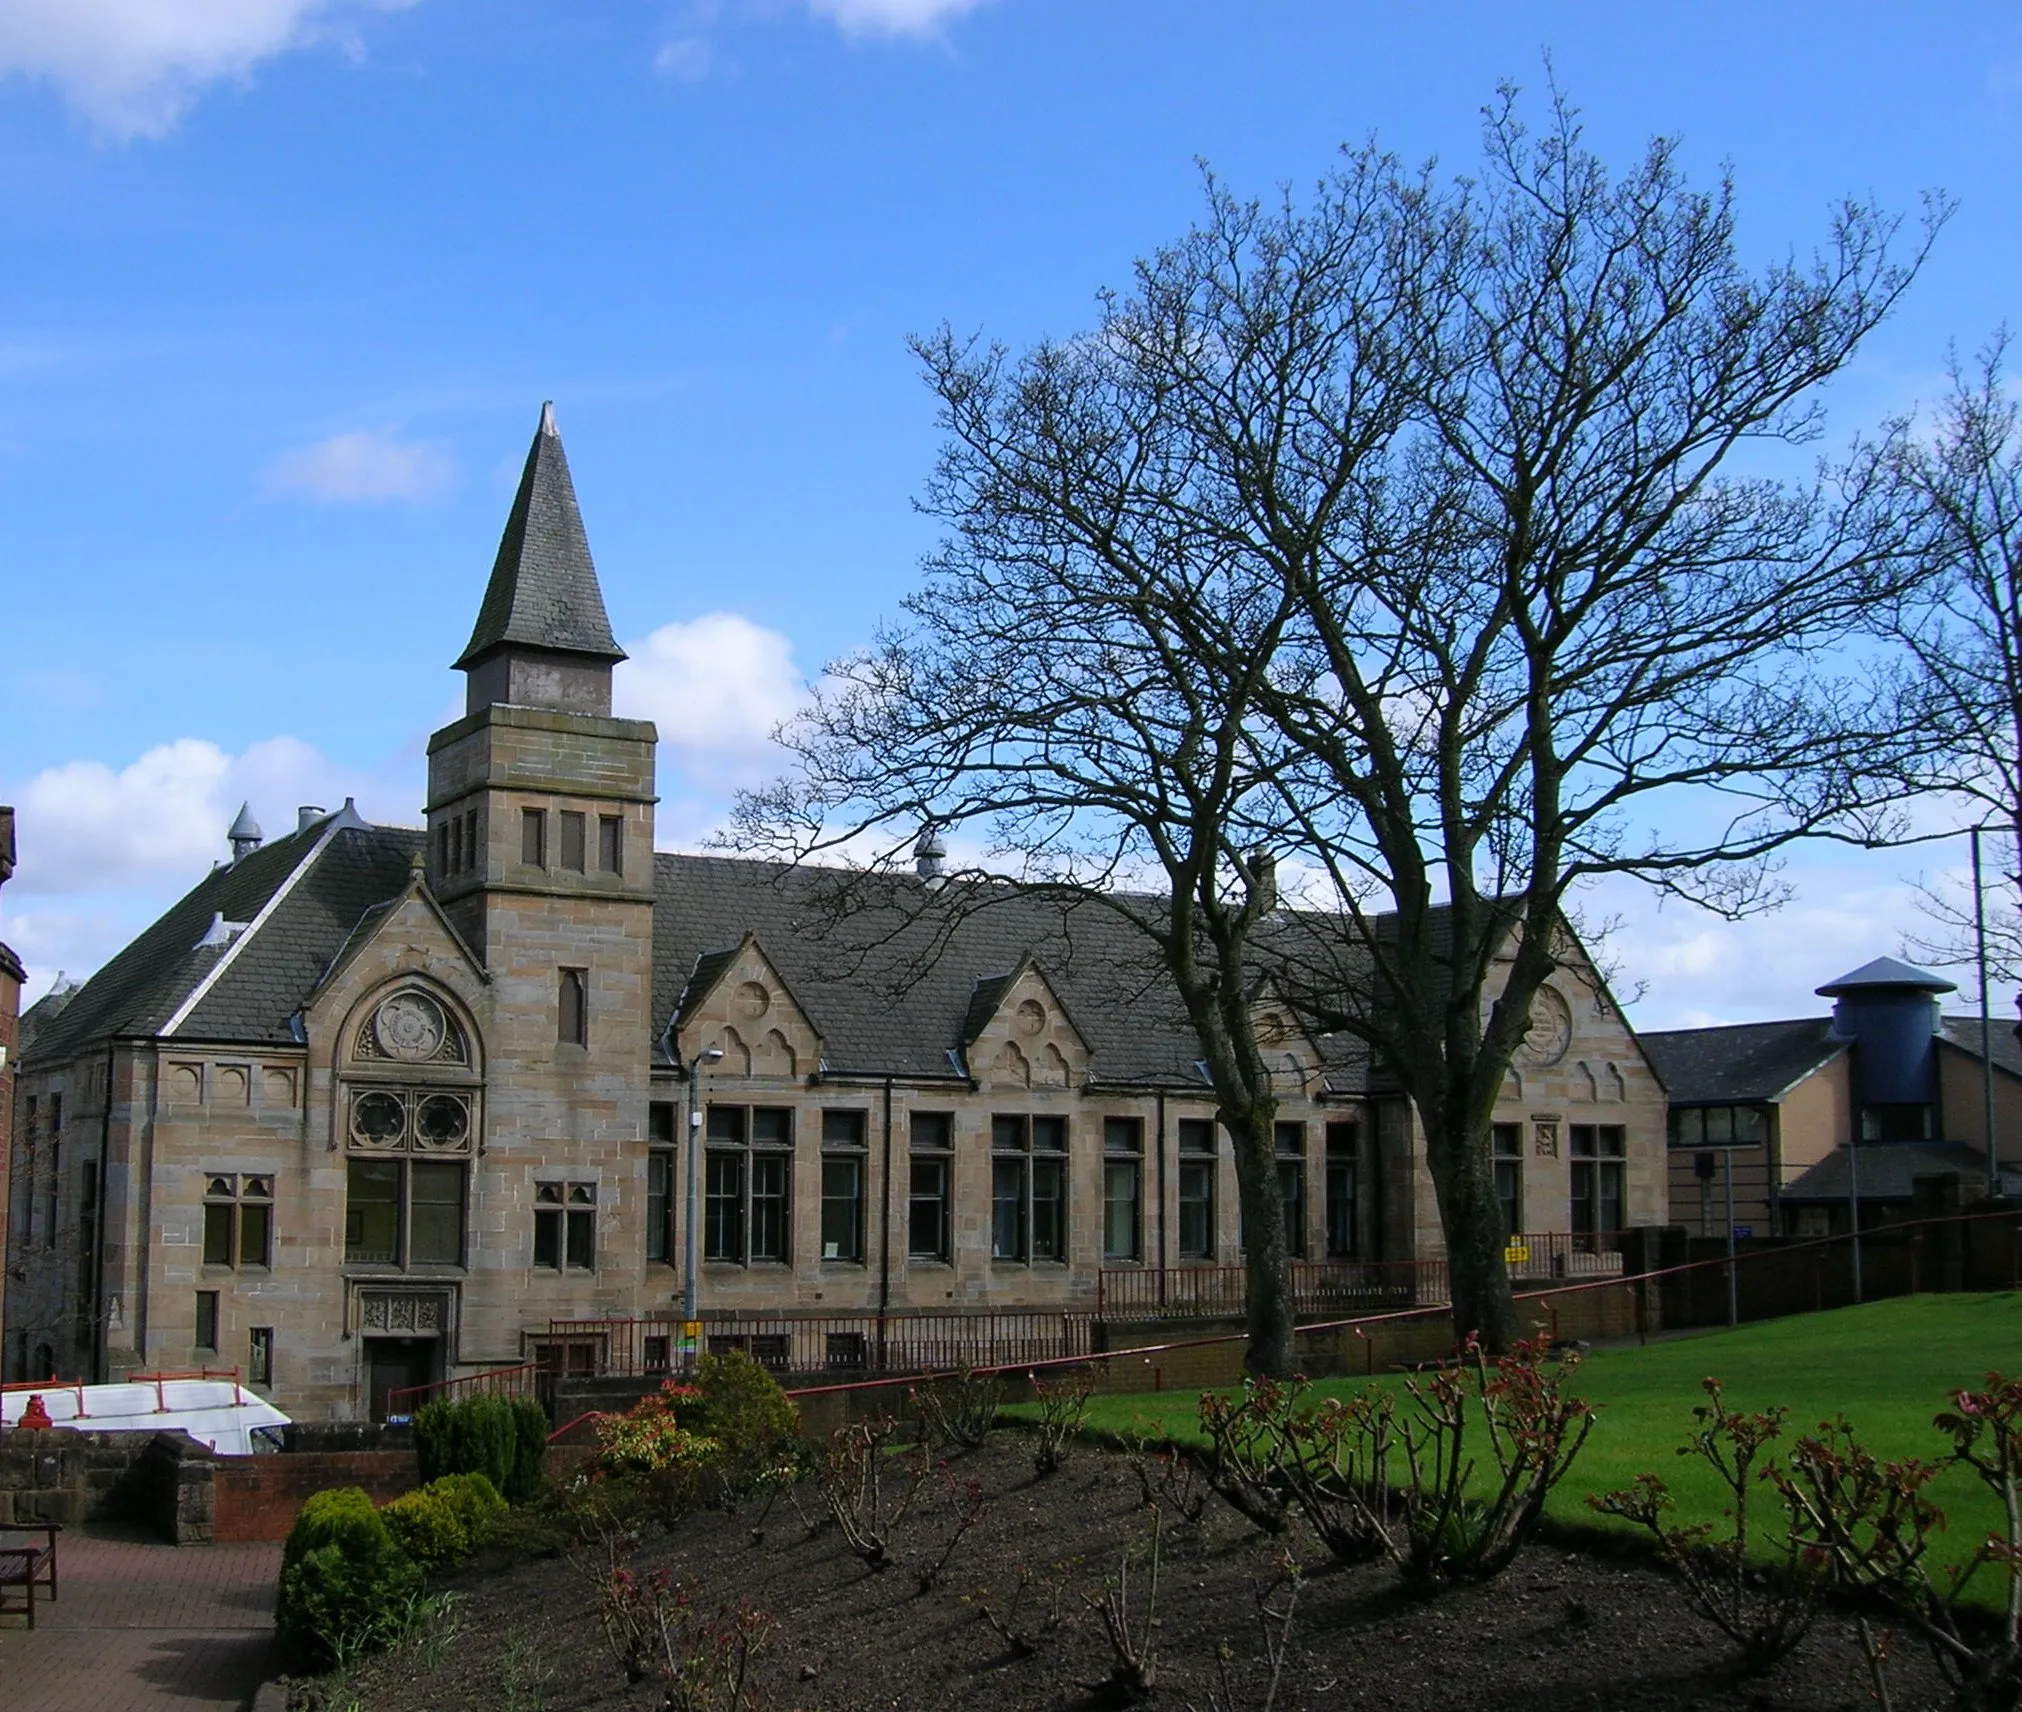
[454,402,625,672]
[228,802,263,863]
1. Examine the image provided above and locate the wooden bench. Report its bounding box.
[0,1523,60,1627]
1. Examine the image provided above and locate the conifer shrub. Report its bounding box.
[275,1487,423,1672]
[414,1392,549,1501]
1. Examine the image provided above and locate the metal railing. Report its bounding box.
[546,1311,1097,1381]
[1096,1234,1624,1321]
[386,1361,545,1419]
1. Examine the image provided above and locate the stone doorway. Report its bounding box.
[365,1336,439,1421]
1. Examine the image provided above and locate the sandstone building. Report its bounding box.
[2,408,1669,1420]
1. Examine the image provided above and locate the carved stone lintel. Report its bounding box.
[357,1290,452,1336]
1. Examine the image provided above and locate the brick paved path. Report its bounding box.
[0,1525,282,1712]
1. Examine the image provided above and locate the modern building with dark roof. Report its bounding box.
[1643,956,2021,1240]
[2,408,1668,1418]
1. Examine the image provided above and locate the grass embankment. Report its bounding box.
[1070,1293,2022,1584]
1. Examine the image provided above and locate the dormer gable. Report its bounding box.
[962,958,1091,1090]
[675,935,823,1081]
[1250,979,1325,1091]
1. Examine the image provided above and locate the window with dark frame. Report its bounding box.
[534,1181,597,1270]
[202,1173,274,1269]
[521,807,547,868]
[704,1105,793,1264]
[1177,1117,1216,1260]
[820,1109,868,1263]
[1668,1105,1769,1148]
[559,810,587,872]
[991,1114,1068,1263]
[195,1290,219,1353]
[249,1326,274,1387]
[908,1111,953,1262]
[647,1151,675,1265]
[1102,1116,1143,1262]
[598,814,624,875]
[1570,1124,1626,1236]
[462,808,478,871]
[558,968,588,1046]
[1324,1121,1359,1258]
[1492,1122,1523,1240]
[1275,1122,1307,1258]
[344,1157,467,1267]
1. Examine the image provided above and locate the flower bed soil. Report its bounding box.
[298,1435,1950,1712]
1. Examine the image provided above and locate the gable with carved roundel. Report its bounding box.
[971,966,1089,1090]
[678,938,822,1081]
[1249,990,1321,1088]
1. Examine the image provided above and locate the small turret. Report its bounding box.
[913,825,947,885]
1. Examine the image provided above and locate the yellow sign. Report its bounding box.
[1504,1244,1530,1264]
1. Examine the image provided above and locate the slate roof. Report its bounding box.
[25,824,1444,1101]
[1781,1141,2005,1203]
[1637,1017,1846,1104]
[454,404,625,670]
[1937,1015,2022,1079]
[651,854,1219,1088]
[20,817,421,1065]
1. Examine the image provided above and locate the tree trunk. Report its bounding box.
[1227,1104,1296,1378]
[1424,1115,1521,1353]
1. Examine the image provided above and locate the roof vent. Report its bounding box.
[913,825,948,885]
[196,911,251,950]
[227,802,263,863]
[297,805,326,833]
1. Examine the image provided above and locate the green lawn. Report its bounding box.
[1071,1293,2022,1585]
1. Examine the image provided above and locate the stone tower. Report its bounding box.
[426,403,659,1320]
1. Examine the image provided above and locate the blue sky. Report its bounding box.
[2,0,2018,1029]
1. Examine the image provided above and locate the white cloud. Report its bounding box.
[269,428,454,502]
[0,0,418,140]
[614,613,810,790]
[802,0,995,36]
[6,735,404,897]
[654,35,716,81]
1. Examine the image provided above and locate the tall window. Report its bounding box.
[534,1181,596,1270]
[558,968,588,1046]
[521,807,547,868]
[992,1114,1068,1262]
[195,1291,219,1353]
[1492,1123,1523,1239]
[647,1102,677,1266]
[203,1173,273,1269]
[345,1157,467,1267]
[908,1112,953,1262]
[598,814,624,875]
[559,810,587,872]
[820,1109,868,1263]
[1570,1124,1626,1237]
[1177,1118,1216,1260]
[1324,1122,1358,1258]
[1102,1117,1143,1262]
[249,1326,274,1388]
[1275,1122,1307,1259]
[705,1106,792,1264]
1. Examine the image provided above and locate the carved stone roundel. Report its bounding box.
[1015,999,1047,1038]
[735,981,771,1020]
[1518,986,1573,1068]
[374,992,447,1063]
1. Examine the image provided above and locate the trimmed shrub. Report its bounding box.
[428,1470,508,1545]
[691,1350,799,1460]
[275,1487,422,1673]
[381,1486,468,1572]
[414,1392,549,1502]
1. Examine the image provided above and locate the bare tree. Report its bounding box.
[1887,334,2022,984]
[737,86,1944,1355]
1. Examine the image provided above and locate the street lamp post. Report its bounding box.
[682,1047,724,1336]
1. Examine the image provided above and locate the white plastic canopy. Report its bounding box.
[1,1378,292,1455]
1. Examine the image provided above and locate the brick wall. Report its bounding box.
[212,1447,419,1542]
